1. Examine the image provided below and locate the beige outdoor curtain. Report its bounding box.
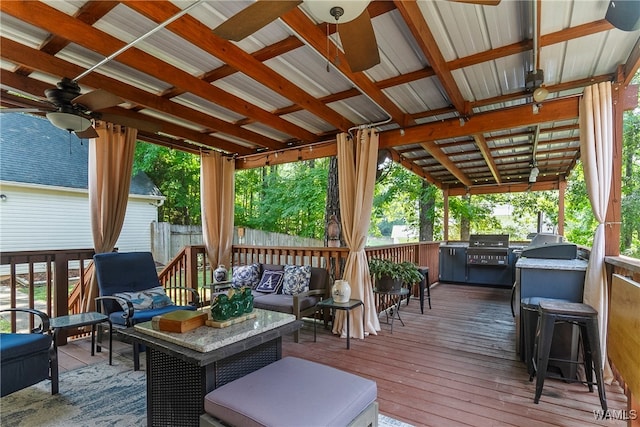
[333,129,381,338]
[84,121,137,312]
[200,151,235,270]
[579,81,614,383]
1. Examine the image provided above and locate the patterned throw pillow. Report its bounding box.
[113,286,174,310]
[282,265,311,295]
[255,270,285,293]
[232,264,261,289]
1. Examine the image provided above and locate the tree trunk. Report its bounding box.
[460,194,470,241]
[325,156,341,245]
[419,180,435,241]
[325,156,344,280]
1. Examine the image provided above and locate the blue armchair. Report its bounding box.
[93,251,200,370]
[0,308,59,397]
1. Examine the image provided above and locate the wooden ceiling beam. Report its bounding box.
[0,38,278,152]
[124,1,353,133]
[473,134,502,185]
[236,141,337,170]
[623,36,640,87]
[379,96,582,147]
[163,35,305,99]
[281,8,414,128]
[387,149,440,187]
[448,40,533,70]
[420,142,471,187]
[394,0,467,115]
[160,1,397,100]
[14,1,118,76]
[271,69,437,119]
[0,1,317,144]
[540,19,614,46]
[1,70,254,155]
[447,180,561,196]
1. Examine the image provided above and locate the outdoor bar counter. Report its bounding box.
[119,309,302,427]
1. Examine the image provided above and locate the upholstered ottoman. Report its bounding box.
[200,357,378,427]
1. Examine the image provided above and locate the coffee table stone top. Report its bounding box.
[134,308,296,353]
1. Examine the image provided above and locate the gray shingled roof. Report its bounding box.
[0,113,162,197]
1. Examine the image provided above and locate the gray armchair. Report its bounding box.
[0,308,58,396]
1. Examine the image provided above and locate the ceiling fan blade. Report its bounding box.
[0,107,52,113]
[72,89,123,111]
[74,126,99,139]
[100,113,162,134]
[449,0,501,5]
[339,10,380,73]
[212,0,302,41]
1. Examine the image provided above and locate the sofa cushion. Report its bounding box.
[203,357,377,427]
[253,294,294,313]
[282,265,311,295]
[0,333,52,361]
[255,270,284,293]
[253,294,321,314]
[232,263,261,289]
[114,286,174,310]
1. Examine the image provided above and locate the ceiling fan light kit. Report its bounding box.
[46,111,91,133]
[306,0,371,23]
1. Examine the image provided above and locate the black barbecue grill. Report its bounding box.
[467,234,510,266]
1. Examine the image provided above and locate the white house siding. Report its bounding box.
[0,182,159,253]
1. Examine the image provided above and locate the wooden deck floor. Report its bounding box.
[58,283,626,427]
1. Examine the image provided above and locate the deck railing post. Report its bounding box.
[53,253,69,346]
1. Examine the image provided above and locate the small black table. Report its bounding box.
[50,312,112,365]
[374,287,410,333]
[314,298,364,349]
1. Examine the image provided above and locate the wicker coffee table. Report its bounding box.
[119,309,301,427]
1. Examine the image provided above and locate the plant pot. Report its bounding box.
[375,275,402,292]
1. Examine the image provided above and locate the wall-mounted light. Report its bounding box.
[533,86,549,103]
[0,194,7,201]
[526,69,548,103]
[529,166,539,183]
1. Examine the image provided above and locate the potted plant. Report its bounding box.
[368,258,424,292]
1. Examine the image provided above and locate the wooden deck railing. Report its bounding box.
[0,249,95,332]
[0,243,442,332]
[156,242,441,308]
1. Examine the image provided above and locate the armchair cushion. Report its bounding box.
[113,286,174,310]
[108,304,196,327]
[282,265,311,295]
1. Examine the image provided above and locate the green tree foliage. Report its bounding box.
[133,143,201,225]
[372,162,440,239]
[234,160,329,239]
[621,109,640,256]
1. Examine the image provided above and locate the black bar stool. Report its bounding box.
[531,300,607,411]
[404,267,431,314]
[520,297,572,377]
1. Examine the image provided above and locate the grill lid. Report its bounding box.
[468,234,509,248]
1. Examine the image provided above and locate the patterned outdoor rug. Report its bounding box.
[1,356,413,427]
